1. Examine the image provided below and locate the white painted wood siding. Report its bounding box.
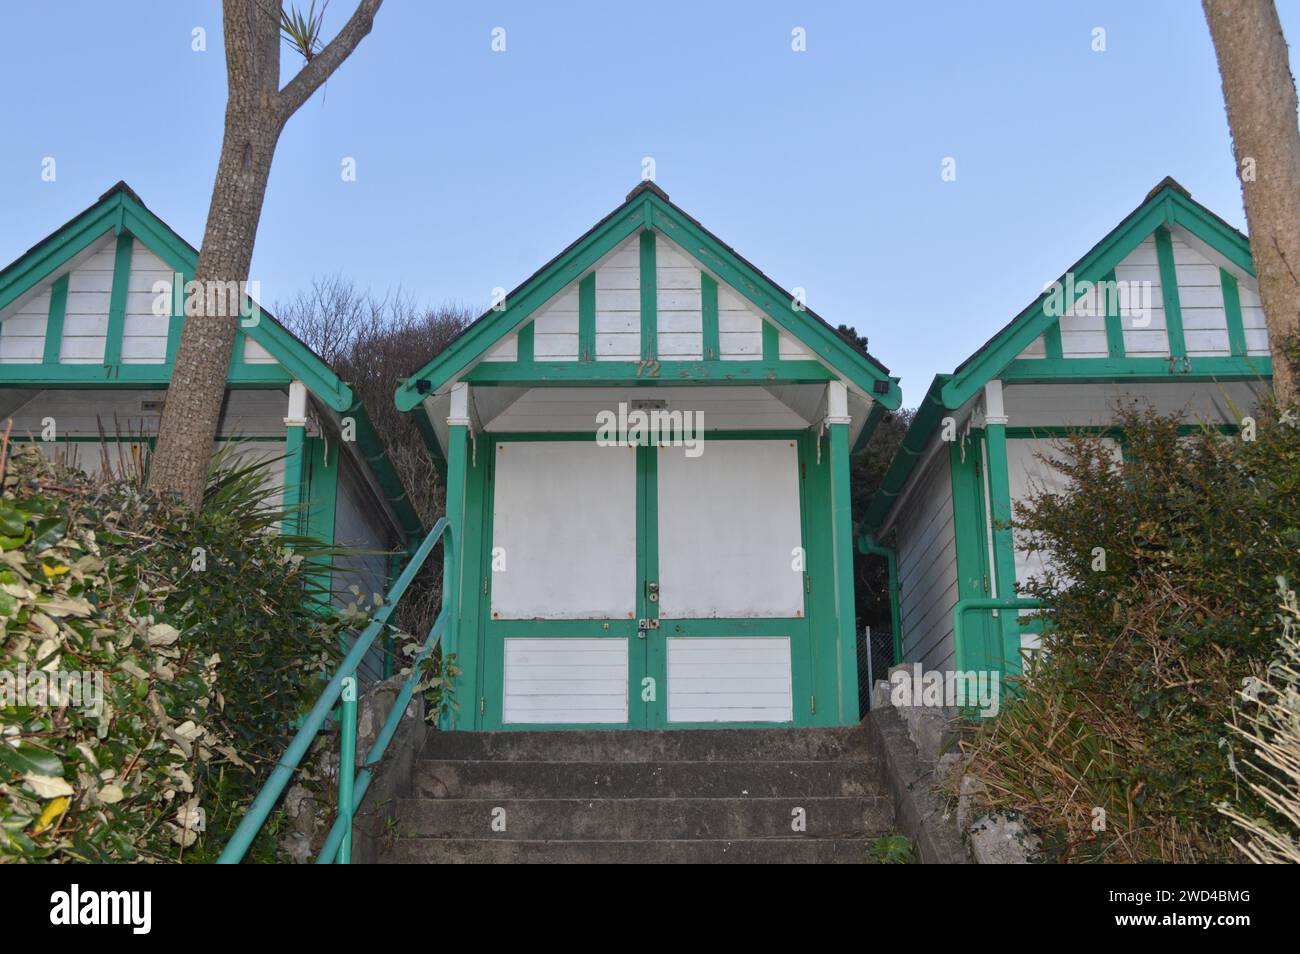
[490,440,637,619]
[533,285,579,360]
[503,637,629,724]
[895,445,958,672]
[0,388,288,439]
[121,244,172,364]
[655,235,703,360]
[481,334,518,362]
[716,284,764,360]
[657,440,804,619]
[595,235,641,361]
[484,385,808,432]
[0,287,52,363]
[1001,380,1265,429]
[1171,235,1230,356]
[666,636,793,723]
[59,236,117,364]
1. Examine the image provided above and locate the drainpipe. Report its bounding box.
[857,535,902,666]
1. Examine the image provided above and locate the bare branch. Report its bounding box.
[275,0,383,121]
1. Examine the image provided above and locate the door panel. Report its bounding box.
[503,637,629,724]
[656,440,804,619]
[490,441,637,620]
[666,636,793,723]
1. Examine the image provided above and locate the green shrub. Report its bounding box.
[961,401,1300,862]
[0,443,360,862]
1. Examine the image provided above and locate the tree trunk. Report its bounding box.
[149,0,382,509]
[1204,0,1300,404]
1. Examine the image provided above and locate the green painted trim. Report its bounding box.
[395,201,646,409]
[578,273,596,362]
[0,205,120,312]
[0,363,292,386]
[700,272,719,361]
[166,271,188,366]
[515,322,534,363]
[1001,355,1272,382]
[852,402,887,454]
[1220,268,1248,357]
[439,423,469,729]
[41,273,69,365]
[762,320,779,363]
[942,184,1258,409]
[301,434,339,607]
[862,375,950,533]
[948,434,995,673]
[857,536,902,667]
[639,229,657,361]
[281,425,307,536]
[981,422,1022,678]
[827,421,859,723]
[638,442,659,727]
[1043,320,1063,360]
[464,358,835,385]
[1153,226,1186,358]
[1102,269,1126,359]
[101,233,134,367]
[646,198,899,406]
[395,189,900,411]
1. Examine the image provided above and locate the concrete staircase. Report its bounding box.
[380,727,895,863]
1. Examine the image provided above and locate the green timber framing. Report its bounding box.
[859,178,1273,681]
[396,181,901,729]
[0,182,423,576]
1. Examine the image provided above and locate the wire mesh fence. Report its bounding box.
[857,625,896,720]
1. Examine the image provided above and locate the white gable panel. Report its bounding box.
[715,284,763,360]
[59,237,116,365]
[533,285,579,360]
[1171,235,1230,357]
[121,243,172,364]
[655,234,702,360]
[1114,237,1168,357]
[594,235,640,361]
[0,287,52,364]
[1237,283,1270,356]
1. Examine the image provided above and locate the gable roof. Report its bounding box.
[394,181,901,412]
[861,177,1261,536]
[0,182,423,541]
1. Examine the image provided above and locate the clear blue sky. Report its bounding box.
[2,1,1297,403]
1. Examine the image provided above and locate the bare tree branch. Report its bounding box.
[276,0,383,121]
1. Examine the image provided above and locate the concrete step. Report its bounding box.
[384,837,883,864]
[414,758,885,799]
[422,727,875,763]
[395,795,893,840]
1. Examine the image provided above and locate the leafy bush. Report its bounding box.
[960,400,1300,862]
[0,443,359,862]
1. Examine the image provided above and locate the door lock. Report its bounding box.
[636,618,660,638]
[647,580,659,603]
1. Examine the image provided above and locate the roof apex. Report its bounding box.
[625,179,670,203]
[1146,175,1191,202]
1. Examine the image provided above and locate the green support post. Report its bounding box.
[826,383,860,723]
[441,410,469,729]
[980,382,1022,678]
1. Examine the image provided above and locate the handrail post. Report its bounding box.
[337,676,357,864]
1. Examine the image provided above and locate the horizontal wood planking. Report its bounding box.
[595,236,641,362]
[503,637,629,724]
[666,636,793,723]
[894,449,958,672]
[484,386,810,432]
[655,235,703,360]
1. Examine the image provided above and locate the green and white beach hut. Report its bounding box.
[396,182,902,730]
[0,182,423,617]
[860,178,1273,683]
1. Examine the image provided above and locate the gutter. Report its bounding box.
[857,535,902,666]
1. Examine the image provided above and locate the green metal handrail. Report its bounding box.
[952,596,1044,676]
[217,516,453,864]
